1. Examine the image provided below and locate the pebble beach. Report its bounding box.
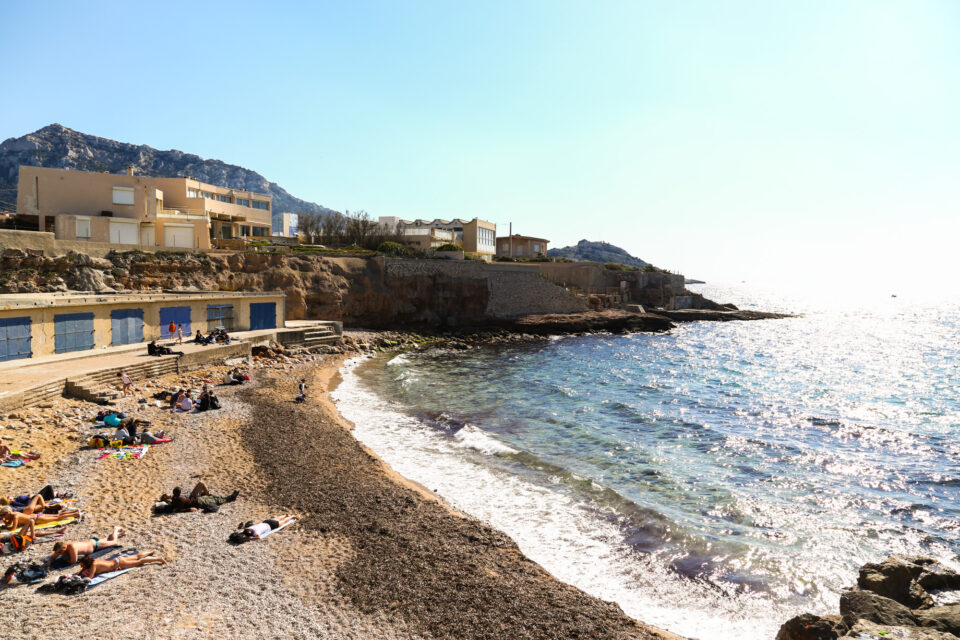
[0,338,681,640]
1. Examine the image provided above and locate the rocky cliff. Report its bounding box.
[0,249,590,329]
[0,124,334,216]
[547,239,650,268]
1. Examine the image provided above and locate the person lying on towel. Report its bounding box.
[229,515,297,543]
[77,550,166,578]
[48,526,126,567]
[1,506,81,532]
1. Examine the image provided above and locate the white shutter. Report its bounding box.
[112,186,135,205]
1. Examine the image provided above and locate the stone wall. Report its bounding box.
[380,258,588,321]
[0,229,210,258]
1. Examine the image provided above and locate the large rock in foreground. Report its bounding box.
[777,555,960,640]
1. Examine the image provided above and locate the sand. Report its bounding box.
[0,344,683,640]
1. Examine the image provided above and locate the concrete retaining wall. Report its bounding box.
[0,229,211,258]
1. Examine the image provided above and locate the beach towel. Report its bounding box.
[1,460,24,467]
[96,445,149,461]
[258,519,297,540]
[34,517,77,531]
[86,549,140,589]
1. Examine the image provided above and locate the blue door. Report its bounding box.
[249,302,276,331]
[111,308,144,346]
[159,306,191,339]
[0,317,32,362]
[54,313,95,354]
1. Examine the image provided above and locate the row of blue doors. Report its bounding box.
[1,302,277,360]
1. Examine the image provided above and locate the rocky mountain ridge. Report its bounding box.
[547,239,650,268]
[0,124,334,216]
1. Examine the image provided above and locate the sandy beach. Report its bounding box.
[0,343,681,640]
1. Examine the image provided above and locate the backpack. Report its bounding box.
[8,534,31,552]
[88,435,109,448]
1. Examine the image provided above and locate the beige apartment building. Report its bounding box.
[378,216,496,257]
[16,166,272,250]
[496,234,549,258]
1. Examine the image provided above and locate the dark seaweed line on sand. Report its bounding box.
[238,365,669,640]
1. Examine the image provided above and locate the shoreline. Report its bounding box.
[0,342,684,639]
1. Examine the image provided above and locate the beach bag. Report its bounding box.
[88,435,109,448]
[15,562,47,584]
[242,373,250,381]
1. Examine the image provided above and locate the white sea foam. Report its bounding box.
[332,357,798,640]
[453,424,518,455]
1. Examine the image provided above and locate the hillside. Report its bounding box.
[547,239,649,268]
[0,124,335,216]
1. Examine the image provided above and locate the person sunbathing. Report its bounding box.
[48,526,126,567]
[1,506,81,533]
[77,550,166,578]
[0,446,40,462]
[0,493,47,515]
[158,482,239,513]
[232,515,297,542]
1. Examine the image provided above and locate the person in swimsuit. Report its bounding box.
[77,550,166,578]
[0,493,48,515]
[48,526,126,567]
[0,506,81,535]
[238,514,296,540]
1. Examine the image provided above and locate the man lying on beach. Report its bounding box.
[229,515,297,543]
[77,550,166,578]
[1,506,81,533]
[47,526,126,567]
[157,482,239,513]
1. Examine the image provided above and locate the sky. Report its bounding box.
[1,1,958,293]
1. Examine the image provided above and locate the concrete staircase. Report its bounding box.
[302,325,340,348]
[65,358,182,405]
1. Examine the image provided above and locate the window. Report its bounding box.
[236,198,250,207]
[207,304,234,330]
[216,194,231,203]
[251,200,269,210]
[112,186,135,205]
[202,191,215,199]
[252,226,269,237]
[533,243,540,253]
[187,188,199,198]
[76,218,91,238]
[240,225,251,236]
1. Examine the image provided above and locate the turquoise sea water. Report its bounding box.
[332,284,960,639]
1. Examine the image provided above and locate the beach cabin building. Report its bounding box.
[0,290,285,361]
[496,234,549,258]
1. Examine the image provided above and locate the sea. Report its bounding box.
[331,283,960,640]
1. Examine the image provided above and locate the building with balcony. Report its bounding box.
[16,166,272,250]
[272,212,299,238]
[377,216,496,256]
[496,234,549,258]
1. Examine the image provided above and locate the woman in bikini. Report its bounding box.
[77,550,166,578]
[0,506,81,535]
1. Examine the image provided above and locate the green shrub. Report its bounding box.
[435,243,461,252]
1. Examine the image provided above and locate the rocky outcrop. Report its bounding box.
[778,556,960,640]
[547,239,650,268]
[0,124,335,216]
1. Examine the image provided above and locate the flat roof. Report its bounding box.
[0,290,283,311]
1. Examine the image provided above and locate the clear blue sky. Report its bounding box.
[1,1,957,291]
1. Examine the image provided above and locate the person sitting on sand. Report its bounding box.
[1,506,81,533]
[230,515,297,543]
[158,482,239,513]
[77,550,166,578]
[178,392,194,412]
[48,526,126,567]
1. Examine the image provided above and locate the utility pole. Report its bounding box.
[509,222,513,258]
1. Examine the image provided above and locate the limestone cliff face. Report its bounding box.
[0,250,588,329]
[0,124,334,216]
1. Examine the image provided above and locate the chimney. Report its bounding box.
[126,165,134,176]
